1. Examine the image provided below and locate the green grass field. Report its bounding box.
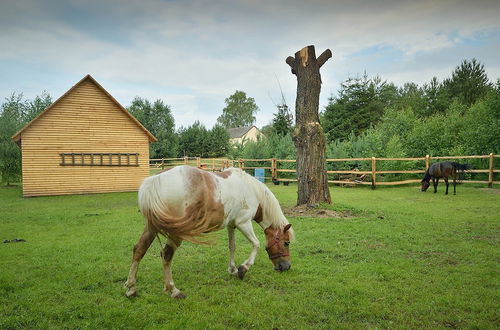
[0,183,498,329]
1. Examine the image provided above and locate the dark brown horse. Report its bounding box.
[421,162,470,195]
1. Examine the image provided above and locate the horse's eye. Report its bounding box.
[284,241,290,247]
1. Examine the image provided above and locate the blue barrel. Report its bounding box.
[254,168,265,183]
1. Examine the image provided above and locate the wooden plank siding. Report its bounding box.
[14,76,154,197]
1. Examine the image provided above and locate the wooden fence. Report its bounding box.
[150,154,499,188]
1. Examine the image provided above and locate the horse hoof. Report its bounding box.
[125,289,137,298]
[173,292,187,299]
[238,265,247,280]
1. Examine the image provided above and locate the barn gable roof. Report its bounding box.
[12,74,157,143]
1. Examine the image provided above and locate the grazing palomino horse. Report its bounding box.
[421,162,470,195]
[125,165,294,298]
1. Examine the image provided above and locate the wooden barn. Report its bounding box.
[12,74,157,197]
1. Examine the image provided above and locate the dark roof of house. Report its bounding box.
[227,126,256,139]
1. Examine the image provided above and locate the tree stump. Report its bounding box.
[286,45,332,206]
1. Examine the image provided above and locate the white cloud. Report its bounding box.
[1,0,499,128]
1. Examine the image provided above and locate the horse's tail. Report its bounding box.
[450,162,471,172]
[450,162,471,182]
[138,175,215,245]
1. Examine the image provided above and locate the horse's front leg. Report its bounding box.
[236,220,260,280]
[433,178,439,193]
[162,236,185,298]
[124,225,157,297]
[444,177,449,195]
[227,226,238,276]
[453,177,457,195]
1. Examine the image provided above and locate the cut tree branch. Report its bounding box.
[317,49,332,68]
[286,56,296,75]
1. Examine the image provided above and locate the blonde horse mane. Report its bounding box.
[236,169,295,240]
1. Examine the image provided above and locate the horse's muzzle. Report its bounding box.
[274,260,291,272]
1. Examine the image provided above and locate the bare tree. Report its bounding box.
[286,45,332,206]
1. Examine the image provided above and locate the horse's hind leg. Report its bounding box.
[162,236,185,298]
[125,225,157,297]
[227,226,238,276]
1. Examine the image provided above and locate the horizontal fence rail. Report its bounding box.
[150,154,499,188]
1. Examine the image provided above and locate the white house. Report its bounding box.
[227,126,264,145]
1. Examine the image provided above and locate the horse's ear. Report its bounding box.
[284,224,292,232]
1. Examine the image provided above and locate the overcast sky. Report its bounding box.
[1,0,499,129]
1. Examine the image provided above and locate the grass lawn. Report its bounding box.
[0,183,498,329]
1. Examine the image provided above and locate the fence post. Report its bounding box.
[371,157,376,189]
[425,155,430,170]
[161,158,165,169]
[488,153,494,188]
[271,158,277,182]
[183,156,188,165]
[196,157,201,168]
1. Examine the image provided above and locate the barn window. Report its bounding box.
[59,153,139,167]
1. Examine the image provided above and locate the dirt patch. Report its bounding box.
[283,205,353,218]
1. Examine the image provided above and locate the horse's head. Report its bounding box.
[421,179,430,192]
[264,224,292,272]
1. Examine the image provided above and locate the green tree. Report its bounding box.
[443,58,493,106]
[216,90,259,128]
[23,91,52,122]
[0,91,54,185]
[241,136,269,160]
[322,74,397,141]
[421,77,449,116]
[177,121,209,157]
[395,83,426,116]
[127,97,178,158]
[459,90,500,155]
[272,103,293,136]
[0,93,24,185]
[206,124,230,157]
[260,124,274,137]
[323,59,498,163]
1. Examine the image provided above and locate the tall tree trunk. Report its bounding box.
[286,45,332,206]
